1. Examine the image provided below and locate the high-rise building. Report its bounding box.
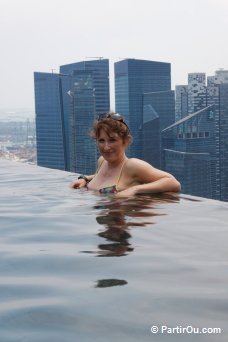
[34,72,71,170]
[175,85,188,121]
[141,90,175,168]
[207,71,228,201]
[68,71,97,174]
[188,73,207,114]
[60,59,110,116]
[34,59,110,174]
[219,83,228,201]
[162,105,217,199]
[114,59,172,159]
[171,69,228,201]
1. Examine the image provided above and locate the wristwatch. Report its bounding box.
[78,175,89,183]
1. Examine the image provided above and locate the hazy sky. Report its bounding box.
[0,0,227,110]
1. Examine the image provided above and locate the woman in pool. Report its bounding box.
[70,112,181,198]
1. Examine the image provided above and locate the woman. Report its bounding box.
[70,112,181,198]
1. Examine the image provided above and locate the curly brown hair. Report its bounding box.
[90,112,133,144]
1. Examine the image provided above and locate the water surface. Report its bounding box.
[0,159,228,341]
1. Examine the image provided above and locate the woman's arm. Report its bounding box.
[70,174,94,189]
[70,156,104,189]
[116,158,181,197]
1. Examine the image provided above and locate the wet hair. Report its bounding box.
[90,112,133,144]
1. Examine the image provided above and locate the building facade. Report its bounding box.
[188,73,207,114]
[114,59,172,159]
[34,72,70,170]
[34,59,110,174]
[68,71,97,174]
[60,59,110,117]
[219,84,228,201]
[162,105,217,199]
[175,85,188,121]
[173,69,228,201]
[141,90,175,168]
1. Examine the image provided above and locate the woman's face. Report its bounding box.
[97,129,128,163]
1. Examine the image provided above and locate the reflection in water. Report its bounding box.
[94,193,180,257]
[95,279,128,288]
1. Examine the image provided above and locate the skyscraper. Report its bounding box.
[34,72,70,170]
[162,105,217,199]
[141,90,175,167]
[34,59,110,174]
[219,83,228,201]
[172,69,228,201]
[114,59,172,159]
[68,70,97,174]
[188,73,207,114]
[207,70,228,201]
[175,85,188,121]
[60,59,110,116]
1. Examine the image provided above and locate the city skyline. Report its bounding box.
[0,0,228,109]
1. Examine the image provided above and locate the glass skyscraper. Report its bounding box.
[141,90,175,168]
[206,71,228,201]
[173,69,228,201]
[218,83,228,201]
[162,105,217,199]
[175,85,188,121]
[60,59,110,116]
[188,73,207,114]
[34,59,110,174]
[68,71,97,174]
[34,72,70,170]
[114,59,172,159]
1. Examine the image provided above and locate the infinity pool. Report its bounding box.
[0,159,228,341]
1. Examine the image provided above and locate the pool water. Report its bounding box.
[0,159,228,341]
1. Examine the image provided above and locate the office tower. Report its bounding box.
[175,73,207,120]
[162,105,217,199]
[141,90,175,168]
[175,85,188,121]
[114,59,172,159]
[60,58,110,174]
[188,73,207,114]
[60,59,110,116]
[219,84,228,201]
[141,103,160,168]
[168,68,228,201]
[206,70,228,201]
[34,59,110,173]
[68,71,96,174]
[34,72,70,170]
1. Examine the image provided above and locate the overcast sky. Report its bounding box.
[0,0,227,110]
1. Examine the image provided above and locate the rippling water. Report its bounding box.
[0,159,228,341]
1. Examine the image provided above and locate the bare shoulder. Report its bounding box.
[126,158,154,171]
[125,158,175,183]
[97,156,104,167]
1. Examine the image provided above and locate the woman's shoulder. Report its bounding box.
[125,158,154,175]
[97,156,105,166]
[126,158,153,168]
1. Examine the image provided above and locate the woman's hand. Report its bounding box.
[70,179,87,189]
[115,186,139,198]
